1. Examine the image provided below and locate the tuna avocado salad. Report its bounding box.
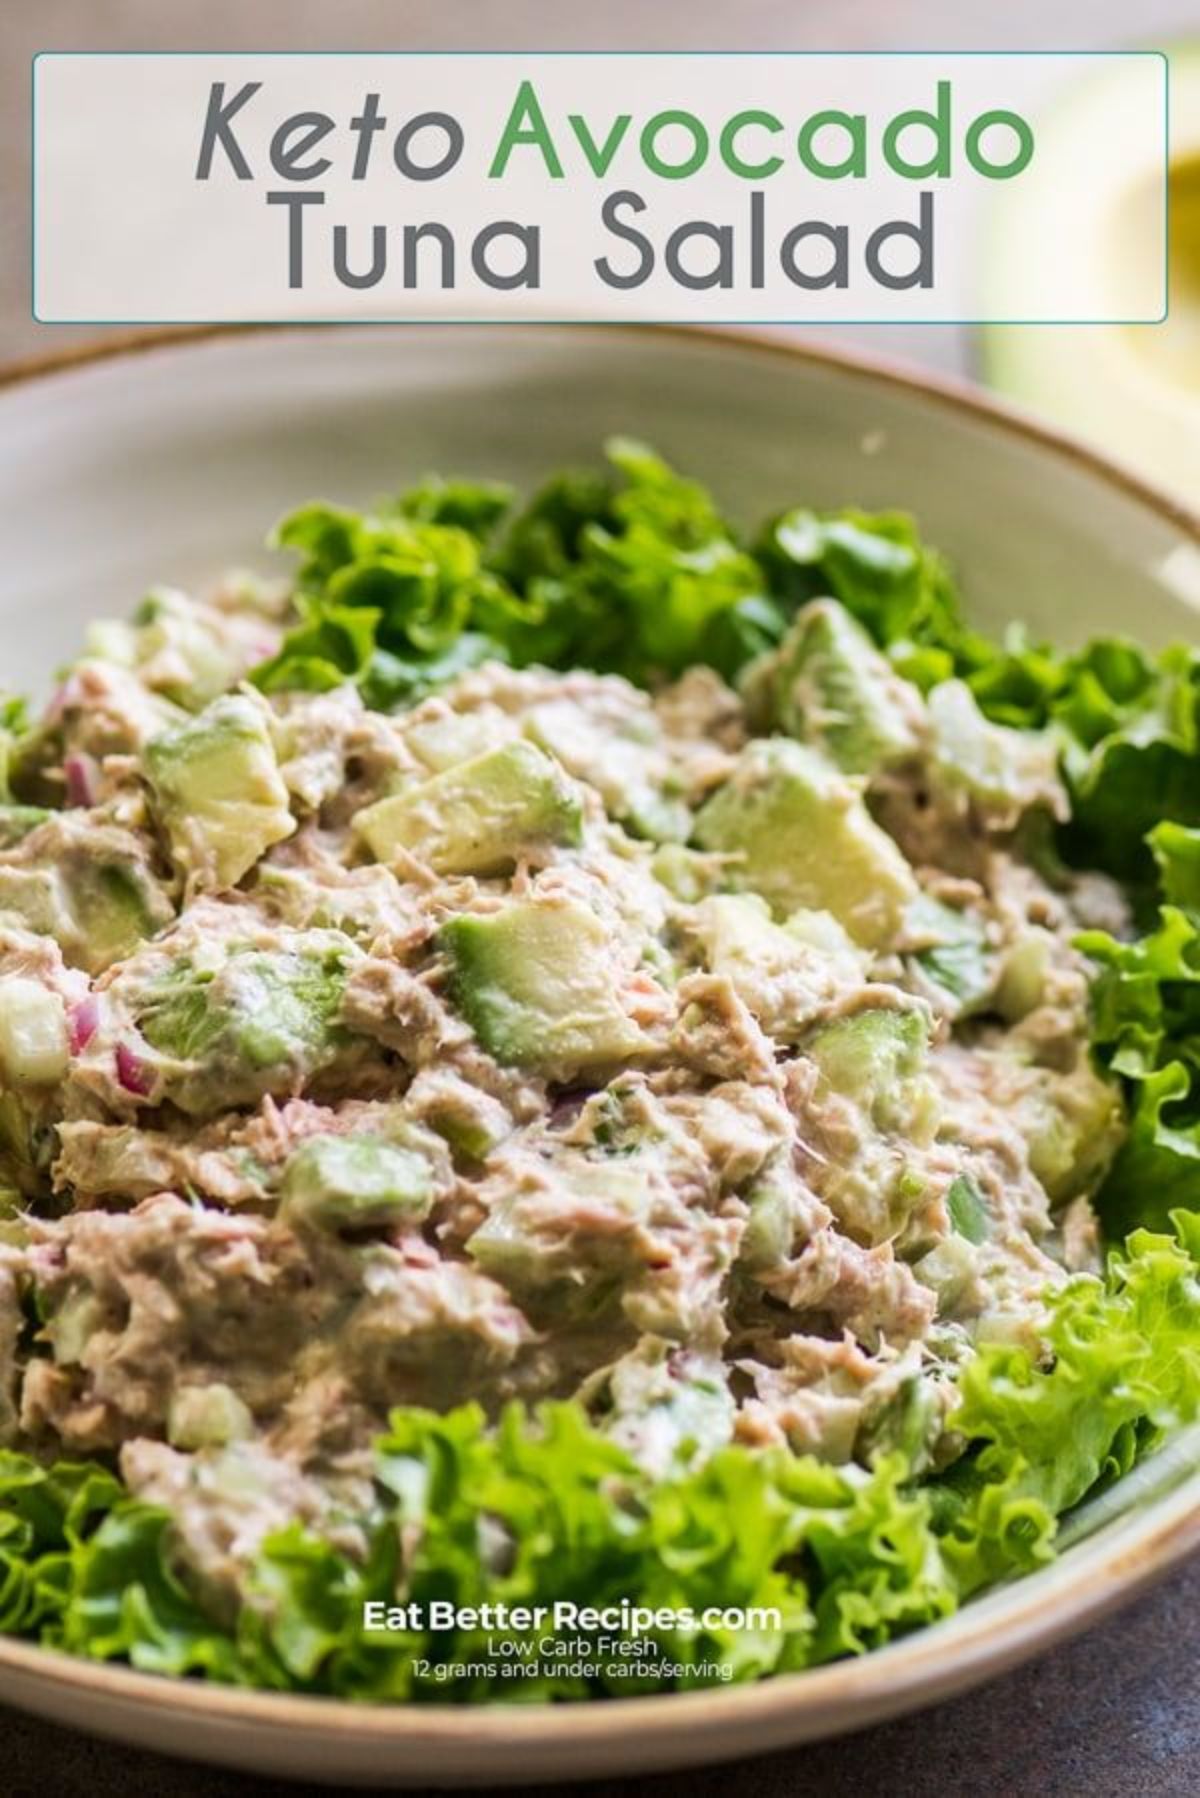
[0,440,1197,1701]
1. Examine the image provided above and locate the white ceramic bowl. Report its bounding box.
[0,326,1197,1785]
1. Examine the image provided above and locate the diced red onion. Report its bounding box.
[400,1238,439,1268]
[548,1088,589,1129]
[116,1041,154,1097]
[63,753,99,809]
[69,997,100,1056]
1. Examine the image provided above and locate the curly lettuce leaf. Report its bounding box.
[59,1504,245,1681]
[0,1452,124,1635]
[1078,906,1200,1235]
[190,1421,960,1700]
[248,494,515,696]
[1057,646,1200,886]
[0,697,30,802]
[940,636,1200,887]
[253,442,781,699]
[755,505,977,692]
[930,1220,1200,1592]
[255,444,1006,700]
[251,601,382,696]
[395,477,514,536]
[1150,821,1200,909]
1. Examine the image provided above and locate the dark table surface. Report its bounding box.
[6,1554,1199,1798]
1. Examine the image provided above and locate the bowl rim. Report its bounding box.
[1,321,1196,543]
[0,319,1196,1762]
[0,1464,1195,1755]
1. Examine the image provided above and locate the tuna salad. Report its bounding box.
[0,441,1197,1700]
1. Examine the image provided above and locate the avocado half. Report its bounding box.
[981,46,1199,506]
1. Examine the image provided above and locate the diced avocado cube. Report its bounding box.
[927,681,1062,819]
[405,710,515,772]
[526,699,691,844]
[755,600,923,773]
[913,1234,980,1313]
[620,789,693,847]
[0,868,62,944]
[408,1074,512,1162]
[692,740,917,949]
[48,1288,108,1365]
[1014,1056,1125,1204]
[88,594,236,711]
[994,930,1051,1023]
[134,937,355,1116]
[82,618,138,668]
[468,1160,650,1317]
[738,1172,799,1272]
[168,1383,254,1450]
[441,897,644,1080]
[355,741,582,876]
[785,907,866,962]
[0,850,171,977]
[694,892,779,962]
[0,978,68,1087]
[692,894,861,1041]
[807,1006,935,1137]
[0,809,172,971]
[590,1339,735,1473]
[698,892,859,975]
[0,1091,39,1200]
[145,694,295,892]
[857,1374,941,1469]
[73,861,175,975]
[905,894,993,1014]
[131,589,242,709]
[945,1173,990,1244]
[280,1133,434,1232]
[650,843,723,903]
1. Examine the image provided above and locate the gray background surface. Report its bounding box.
[2,3,1197,1793]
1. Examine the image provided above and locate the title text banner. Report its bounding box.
[32,52,1168,324]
